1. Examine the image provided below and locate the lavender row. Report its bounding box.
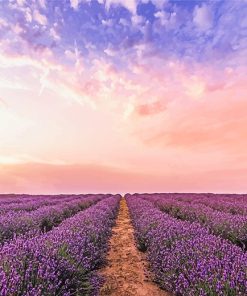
[0,194,91,211]
[0,194,121,296]
[0,194,72,205]
[0,196,76,214]
[142,195,247,248]
[0,195,105,244]
[148,193,247,216]
[0,194,36,205]
[179,196,247,216]
[126,195,247,296]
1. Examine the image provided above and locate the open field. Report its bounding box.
[0,193,247,295]
[1,0,246,295]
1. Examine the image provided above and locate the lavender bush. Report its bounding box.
[0,194,120,295]
[0,195,104,244]
[151,197,247,248]
[126,195,247,296]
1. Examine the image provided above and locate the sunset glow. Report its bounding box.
[0,0,247,193]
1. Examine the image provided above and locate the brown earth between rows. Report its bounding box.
[100,197,170,296]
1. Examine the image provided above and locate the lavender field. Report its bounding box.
[0,194,120,295]
[1,0,246,294]
[127,194,247,296]
[0,193,247,295]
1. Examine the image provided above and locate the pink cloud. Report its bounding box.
[0,46,247,194]
[1,162,247,194]
[143,79,247,153]
[33,9,47,26]
[0,163,161,194]
[135,100,166,116]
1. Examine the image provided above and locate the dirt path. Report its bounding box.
[100,197,169,296]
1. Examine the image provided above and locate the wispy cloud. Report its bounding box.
[0,0,246,193]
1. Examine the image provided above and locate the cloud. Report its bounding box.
[105,0,138,14]
[131,14,145,26]
[0,77,30,90]
[70,0,80,10]
[135,101,166,116]
[38,0,46,9]
[0,162,165,194]
[25,9,32,22]
[33,9,47,26]
[1,161,247,194]
[193,3,213,31]
[70,0,92,10]
[0,51,91,107]
[104,47,116,57]
[0,18,8,28]
[11,23,25,35]
[151,0,167,9]
[0,47,128,111]
[49,27,60,41]
[0,0,246,195]
[140,77,247,154]
[154,10,168,26]
[184,75,205,99]
[65,49,75,60]
[3,0,246,70]
[16,0,26,6]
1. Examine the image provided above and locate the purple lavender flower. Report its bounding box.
[126,194,247,296]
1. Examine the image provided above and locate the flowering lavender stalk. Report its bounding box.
[0,194,120,296]
[0,196,75,214]
[126,195,247,296]
[174,194,247,216]
[0,195,104,244]
[0,194,101,212]
[143,195,247,248]
[144,193,247,216]
[0,194,63,206]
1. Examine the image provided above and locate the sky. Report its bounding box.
[0,0,247,194]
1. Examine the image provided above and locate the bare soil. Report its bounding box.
[100,197,170,296]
